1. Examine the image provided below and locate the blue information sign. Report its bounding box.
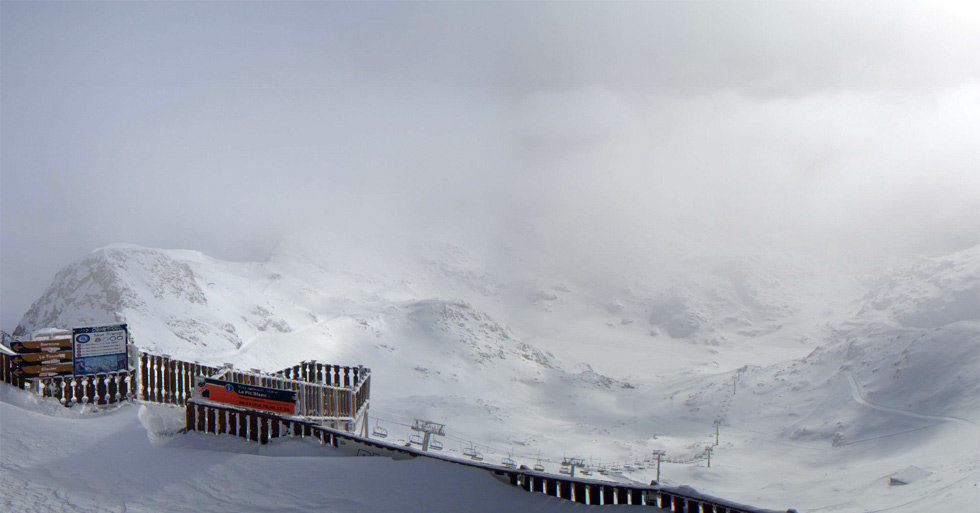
[72,324,129,375]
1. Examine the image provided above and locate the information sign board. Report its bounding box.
[72,324,128,376]
[11,350,73,366]
[10,339,73,354]
[195,377,297,415]
[12,363,74,379]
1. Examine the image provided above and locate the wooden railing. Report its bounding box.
[35,371,136,405]
[138,352,370,432]
[2,342,788,512]
[0,346,28,389]
[138,352,221,406]
[184,400,792,513]
[0,345,136,405]
[275,361,367,388]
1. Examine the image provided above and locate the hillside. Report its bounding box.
[10,237,979,512]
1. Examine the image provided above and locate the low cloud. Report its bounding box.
[2,1,978,329]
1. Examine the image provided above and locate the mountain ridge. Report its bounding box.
[11,237,979,513]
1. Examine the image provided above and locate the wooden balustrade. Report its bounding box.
[1,348,136,405]
[138,352,370,431]
[0,349,27,389]
[35,371,136,405]
[3,346,784,512]
[273,361,366,388]
[139,352,222,406]
[2,349,369,423]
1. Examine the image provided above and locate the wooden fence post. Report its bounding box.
[186,401,196,432]
[167,357,176,404]
[247,413,258,442]
[195,403,205,432]
[139,352,148,401]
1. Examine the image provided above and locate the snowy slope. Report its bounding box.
[659,247,979,511]
[0,387,589,513]
[12,239,635,472]
[672,247,979,432]
[14,245,312,356]
[9,236,979,512]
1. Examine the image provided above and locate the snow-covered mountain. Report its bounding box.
[673,246,979,432]
[11,236,979,512]
[656,246,978,511]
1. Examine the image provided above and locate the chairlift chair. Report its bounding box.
[532,451,546,473]
[559,465,571,476]
[372,421,388,439]
[409,434,423,445]
[471,451,484,461]
[501,457,517,469]
[429,439,443,451]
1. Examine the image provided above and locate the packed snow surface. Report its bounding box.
[6,234,979,512]
[0,389,589,513]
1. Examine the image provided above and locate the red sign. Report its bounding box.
[196,377,297,415]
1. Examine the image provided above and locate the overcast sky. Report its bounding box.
[2,1,978,331]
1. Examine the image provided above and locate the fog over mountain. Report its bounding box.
[2,1,978,330]
[8,233,979,511]
[2,4,979,511]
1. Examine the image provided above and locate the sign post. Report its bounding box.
[10,339,73,354]
[72,324,129,376]
[9,338,75,378]
[12,363,75,379]
[11,351,73,366]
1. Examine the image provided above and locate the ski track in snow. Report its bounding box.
[843,371,977,427]
[863,472,980,513]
